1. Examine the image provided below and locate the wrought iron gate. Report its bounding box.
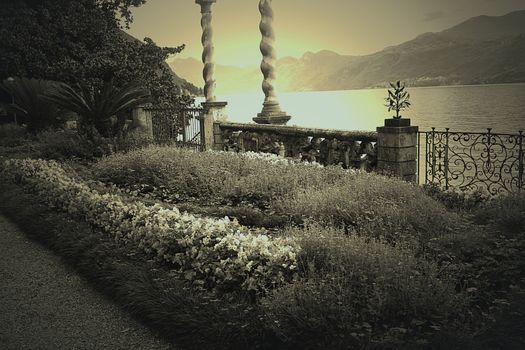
[419,128,524,194]
[147,107,204,151]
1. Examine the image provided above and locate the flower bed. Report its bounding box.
[1,158,298,295]
[92,146,461,245]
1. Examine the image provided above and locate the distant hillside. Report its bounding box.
[442,10,525,41]
[172,9,525,93]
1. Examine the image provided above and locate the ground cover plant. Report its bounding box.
[1,139,524,349]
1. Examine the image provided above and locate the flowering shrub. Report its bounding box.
[1,158,298,295]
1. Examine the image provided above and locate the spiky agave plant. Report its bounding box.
[385,81,411,119]
[44,79,152,138]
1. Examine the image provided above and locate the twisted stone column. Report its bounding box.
[196,1,227,150]
[196,0,216,102]
[253,0,291,125]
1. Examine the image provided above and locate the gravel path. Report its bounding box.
[0,214,176,350]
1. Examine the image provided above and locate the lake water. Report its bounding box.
[210,84,525,134]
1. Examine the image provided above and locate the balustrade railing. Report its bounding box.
[215,122,377,170]
[420,128,524,194]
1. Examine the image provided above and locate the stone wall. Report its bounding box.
[214,122,378,170]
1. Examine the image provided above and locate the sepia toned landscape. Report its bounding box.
[1,1,524,349]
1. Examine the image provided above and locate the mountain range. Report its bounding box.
[169,10,525,93]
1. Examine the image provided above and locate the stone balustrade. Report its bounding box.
[213,121,378,170]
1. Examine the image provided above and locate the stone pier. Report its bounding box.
[376,118,418,182]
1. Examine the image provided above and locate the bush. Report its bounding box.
[114,131,154,153]
[422,184,486,211]
[36,129,99,160]
[275,172,464,246]
[92,146,344,205]
[261,226,468,349]
[91,147,464,247]
[427,229,525,311]
[0,123,29,146]
[473,193,525,237]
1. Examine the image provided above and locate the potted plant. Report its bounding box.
[384,81,411,126]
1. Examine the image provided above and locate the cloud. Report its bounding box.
[423,11,446,21]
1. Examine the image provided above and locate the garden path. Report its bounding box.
[0,214,176,350]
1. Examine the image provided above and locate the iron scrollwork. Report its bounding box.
[423,128,524,194]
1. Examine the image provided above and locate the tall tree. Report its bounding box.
[0,0,193,113]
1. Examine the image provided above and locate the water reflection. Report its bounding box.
[201,83,525,133]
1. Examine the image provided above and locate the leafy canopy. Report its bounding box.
[0,0,193,114]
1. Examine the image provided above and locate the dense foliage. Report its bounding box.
[44,80,152,138]
[0,0,195,115]
[1,139,524,348]
[0,78,72,132]
[1,158,298,296]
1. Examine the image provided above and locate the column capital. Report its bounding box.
[196,0,216,12]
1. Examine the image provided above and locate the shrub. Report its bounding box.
[91,146,344,205]
[275,172,464,246]
[92,147,463,246]
[261,226,468,349]
[427,229,525,311]
[422,183,486,211]
[114,131,154,153]
[472,193,525,237]
[0,123,29,147]
[36,129,99,160]
[1,78,71,133]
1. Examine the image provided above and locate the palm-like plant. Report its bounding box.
[385,81,411,119]
[1,78,71,133]
[44,79,152,138]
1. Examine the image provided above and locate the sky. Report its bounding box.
[125,0,525,67]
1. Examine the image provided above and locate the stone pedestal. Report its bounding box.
[377,118,418,182]
[131,105,153,139]
[253,100,291,125]
[200,101,227,150]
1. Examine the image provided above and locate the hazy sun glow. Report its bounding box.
[206,34,327,67]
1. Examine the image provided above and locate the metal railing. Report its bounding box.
[146,107,203,151]
[419,128,524,194]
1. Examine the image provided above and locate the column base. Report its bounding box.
[253,101,291,125]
